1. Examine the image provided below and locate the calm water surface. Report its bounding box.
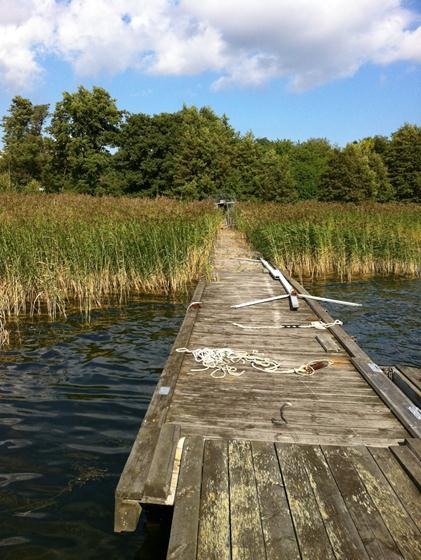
[0,297,185,560]
[307,276,421,367]
[0,278,420,559]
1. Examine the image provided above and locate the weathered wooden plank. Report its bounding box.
[143,423,181,501]
[115,278,206,526]
[398,366,421,392]
[251,441,300,560]
[369,446,421,531]
[392,367,421,408]
[167,436,205,560]
[316,333,342,353]
[390,445,421,491]
[179,420,406,443]
[406,438,421,460]
[174,389,384,406]
[170,394,394,415]
[276,443,335,560]
[352,358,421,438]
[194,323,323,338]
[347,445,421,560]
[188,332,324,351]
[299,445,369,559]
[168,406,404,429]
[228,439,266,560]
[323,445,403,560]
[114,498,142,534]
[197,440,230,560]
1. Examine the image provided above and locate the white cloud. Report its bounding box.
[0,0,420,91]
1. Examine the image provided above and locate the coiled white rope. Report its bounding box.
[232,319,343,330]
[176,347,332,379]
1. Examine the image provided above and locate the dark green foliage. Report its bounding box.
[385,124,421,201]
[1,96,49,190]
[170,106,239,199]
[367,151,394,202]
[115,111,182,196]
[256,149,298,201]
[47,86,122,194]
[290,139,333,199]
[319,144,376,202]
[0,85,419,202]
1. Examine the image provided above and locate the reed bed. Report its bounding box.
[235,202,421,280]
[0,194,221,324]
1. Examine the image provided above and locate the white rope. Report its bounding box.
[176,347,332,379]
[232,319,343,330]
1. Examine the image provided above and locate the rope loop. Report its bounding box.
[176,347,333,379]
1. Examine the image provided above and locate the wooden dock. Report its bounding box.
[115,227,421,558]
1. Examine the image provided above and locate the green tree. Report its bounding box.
[170,106,238,199]
[256,149,298,202]
[48,86,122,193]
[115,111,184,196]
[319,144,377,202]
[1,95,49,189]
[385,124,421,201]
[227,132,261,200]
[290,138,333,199]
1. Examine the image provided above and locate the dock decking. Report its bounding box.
[168,438,421,560]
[115,226,421,557]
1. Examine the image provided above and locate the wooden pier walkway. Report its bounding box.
[115,226,421,558]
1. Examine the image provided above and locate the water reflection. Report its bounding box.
[0,296,185,560]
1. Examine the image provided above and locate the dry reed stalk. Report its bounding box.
[0,194,221,342]
[236,201,421,280]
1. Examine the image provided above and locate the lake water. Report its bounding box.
[0,278,420,559]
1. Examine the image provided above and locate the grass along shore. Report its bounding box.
[235,202,421,280]
[0,194,221,324]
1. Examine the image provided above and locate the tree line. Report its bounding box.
[0,86,420,202]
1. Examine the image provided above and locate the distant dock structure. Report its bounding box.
[115,226,421,559]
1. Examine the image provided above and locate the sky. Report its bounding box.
[0,0,420,145]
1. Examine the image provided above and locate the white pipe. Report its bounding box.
[260,258,299,310]
[298,294,362,307]
[231,294,289,309]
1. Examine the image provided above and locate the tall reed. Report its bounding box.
[0,194,220,322]
[235,202,421,280]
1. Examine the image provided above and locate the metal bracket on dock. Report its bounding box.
[260,258,299,310]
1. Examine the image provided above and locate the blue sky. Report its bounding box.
[0,0,420,146]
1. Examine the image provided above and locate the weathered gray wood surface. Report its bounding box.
[167,437,421,560]
[115,226,415,534]
[393,366,421,408]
